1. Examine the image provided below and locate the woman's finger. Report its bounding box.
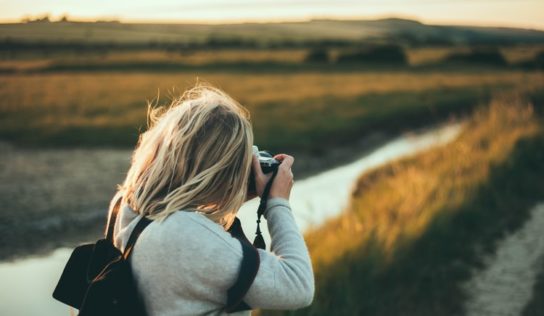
[273,153,294,162]
[268,153,296,200]
[278,155,294,169]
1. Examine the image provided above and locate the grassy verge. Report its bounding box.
[277,92,544,315]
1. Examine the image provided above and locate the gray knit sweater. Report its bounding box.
[111,197,315,315]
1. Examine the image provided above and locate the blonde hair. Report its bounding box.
[115,83,253,229]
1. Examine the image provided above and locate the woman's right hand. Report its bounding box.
[251,153,295,201]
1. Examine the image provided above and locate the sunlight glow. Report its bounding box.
[0,0,543,30]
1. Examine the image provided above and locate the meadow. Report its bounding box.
[2,43,543,154]
[1,61,543,152]
[284,91,544,315]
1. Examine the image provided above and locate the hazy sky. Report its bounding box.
[1,0,543,30]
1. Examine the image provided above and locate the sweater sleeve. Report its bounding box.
[128,198,314,314]
[242,197,315,310]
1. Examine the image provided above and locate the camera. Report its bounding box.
[248,145,280,193]
[253,145,280,173]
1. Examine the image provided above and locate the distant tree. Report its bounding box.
[336,45,407,65]
[519,51,544,70]
[534,51,544,69]
[26,14,51,23]
[444,47,507,66]
[204,35,257,49]
[304,48,330,63]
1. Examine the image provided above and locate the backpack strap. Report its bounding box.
[104,193,152,259]
[123,216,153,260]
[225,218,260,313]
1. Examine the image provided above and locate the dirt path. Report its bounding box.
[464,203,544,316]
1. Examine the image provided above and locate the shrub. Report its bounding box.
[336,45,407,65]
[519,51,544,70]
[304,48,330,63]
[444,47,507,66]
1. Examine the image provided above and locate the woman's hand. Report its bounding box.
[270,154,295,200]
[251,153,295,201]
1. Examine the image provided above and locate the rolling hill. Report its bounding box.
[1,18,544,46]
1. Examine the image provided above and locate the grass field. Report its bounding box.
[1,69,542,152]
[1,45,543,72]
[279,91,544,315]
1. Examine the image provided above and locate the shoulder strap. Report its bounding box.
[123,216,153,260]
[227,217,250,242]
[225,218,260,313]
[104,194,153,259]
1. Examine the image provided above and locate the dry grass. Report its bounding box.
[0,50,307,71]
[1,69,542,150]
[1,70,541,118]
[102,49,307,65]
[500,45,544,64]
[289,92,544,315]
[307,95,539,268]
[406,47,466,66]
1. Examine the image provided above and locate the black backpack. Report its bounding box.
[53,198,260,315]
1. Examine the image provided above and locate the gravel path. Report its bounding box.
[464,203,544,316]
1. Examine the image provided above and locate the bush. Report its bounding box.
[519,51,544,70]
[445,47,507,66]
[336,45,407,65]
[304,48,330,63]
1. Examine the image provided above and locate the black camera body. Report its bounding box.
[248,146,280,193]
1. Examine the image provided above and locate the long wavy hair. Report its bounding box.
[113,83,253,229]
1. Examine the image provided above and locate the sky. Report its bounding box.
[1,0,544,30]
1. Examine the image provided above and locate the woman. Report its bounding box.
[108,84,314,315]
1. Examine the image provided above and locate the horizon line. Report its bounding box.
[1,14,543,32]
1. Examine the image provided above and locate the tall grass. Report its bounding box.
[1,71,541,149]
[282,92,544,315]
